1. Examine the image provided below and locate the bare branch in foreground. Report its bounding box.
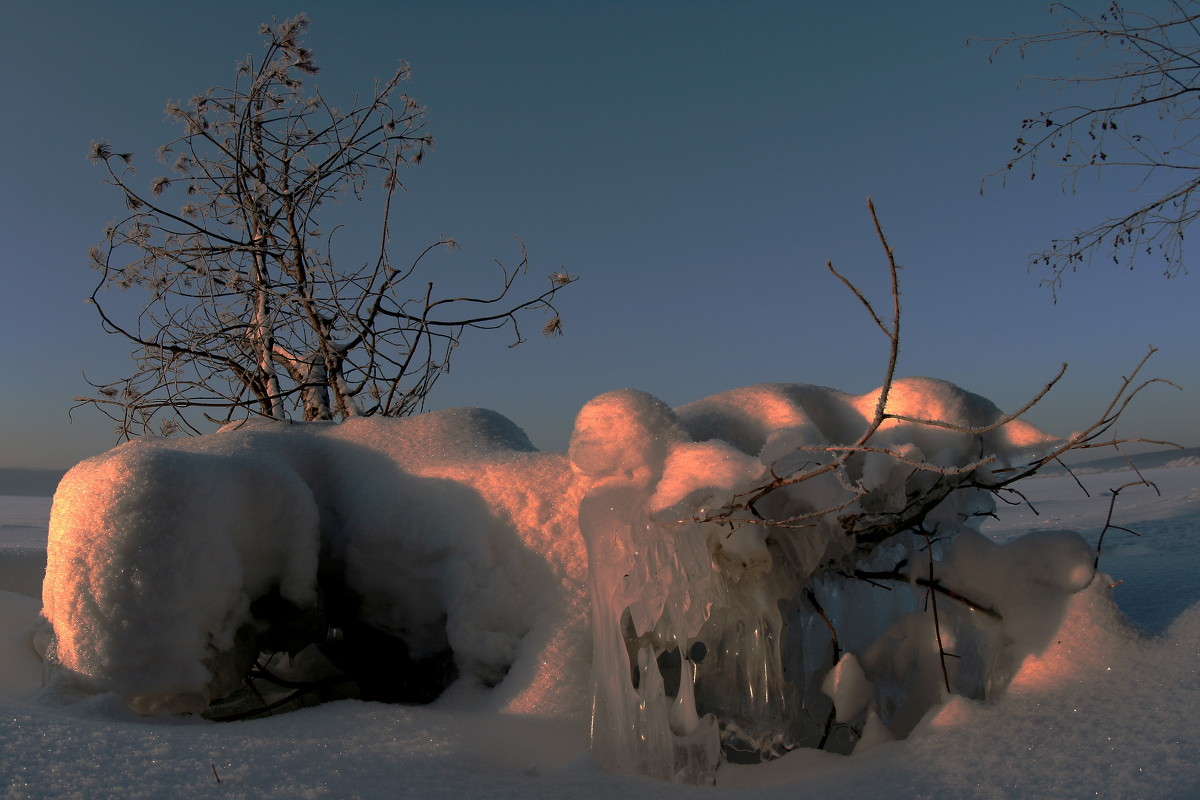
[699,202,1178,544]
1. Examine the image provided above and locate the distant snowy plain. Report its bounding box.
[1,463,1198,799]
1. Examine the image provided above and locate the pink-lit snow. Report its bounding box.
[0,380,1197,798]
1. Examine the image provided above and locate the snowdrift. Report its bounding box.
[42,410,589,718]
[38,377,1124,783]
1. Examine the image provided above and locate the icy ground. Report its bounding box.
[1,464,1198,799]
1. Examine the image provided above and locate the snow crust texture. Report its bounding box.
[33,377,1191,790]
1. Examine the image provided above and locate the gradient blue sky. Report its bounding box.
[2,1,1196,470]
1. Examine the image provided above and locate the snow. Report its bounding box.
[579,378,1080,779]
[40,410,590,720]
[1,380,1199,798]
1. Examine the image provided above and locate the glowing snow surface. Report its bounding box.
[1,379,1198,797]
[41,411,591,718]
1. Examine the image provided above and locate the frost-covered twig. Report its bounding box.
[701,197,902,525]
[979,1,1200,289]
[693,202,1179,596]
[986,348,1182,492]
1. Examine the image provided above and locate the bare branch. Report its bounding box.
[981,1,1200,290]
[696,201,1176,591]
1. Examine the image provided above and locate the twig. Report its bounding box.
[853,565,1003,621]
[922,530,952,694]
[1057,457,1091,497]
[807,587,843,752]
[1093,481,1153,573]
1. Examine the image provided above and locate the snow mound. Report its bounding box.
[41,377,1110,785]
[43,410,589,718]
[578,378,1068,781]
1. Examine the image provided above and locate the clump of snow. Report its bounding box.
[44,438,324,713]
[43,409,590,719]
[821,652,872,723]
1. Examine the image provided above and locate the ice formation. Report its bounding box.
[576,378,1072,782]
[42,377,1092,784]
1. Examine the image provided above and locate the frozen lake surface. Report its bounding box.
[0,496,51,550]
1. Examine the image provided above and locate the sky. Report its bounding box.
[1,0,1197,470]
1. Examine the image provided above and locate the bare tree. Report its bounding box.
[983,1,1200,295]
[80,15,575,438]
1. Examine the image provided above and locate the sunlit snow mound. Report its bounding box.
[575,379,1071,781]
[42,410,589,717]
[42,377,1091,784]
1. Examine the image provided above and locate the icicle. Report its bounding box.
[670,656,700,736]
